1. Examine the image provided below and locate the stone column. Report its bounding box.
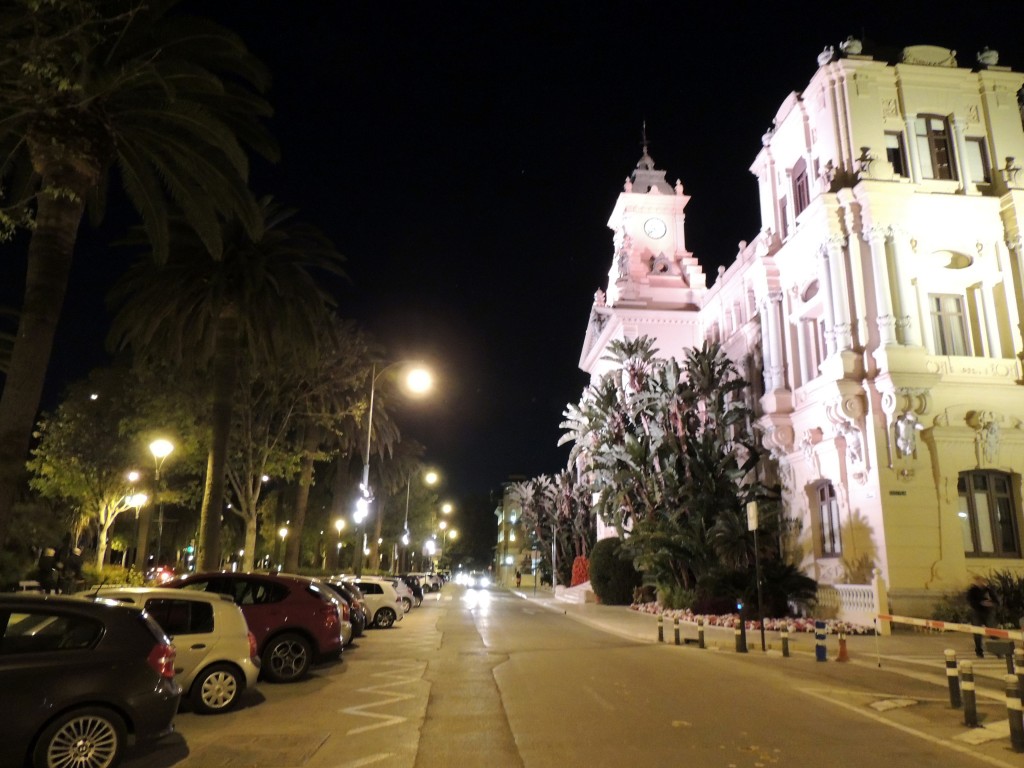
[904,117,922,183]
[887,226,922,346]
[950,116,970,190]
[816,245,838,357]
[865,226,897,346]
[765,290,786,391]
[1006,236,1024,357]
[825,234,853,351]
[758,298,774,394]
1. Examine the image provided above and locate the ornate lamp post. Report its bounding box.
[277,526,289,570]
[334,518,345,572]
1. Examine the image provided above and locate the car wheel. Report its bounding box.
[374,607,397,628]
[191,663,243,714]
[262,633,311,683]
[414,596,422,607]
[33,706,125,768]
[401,597,412,613]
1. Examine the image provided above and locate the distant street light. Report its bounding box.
[149,438,174,567]
[355,360,433,576]
[278,526,289,569]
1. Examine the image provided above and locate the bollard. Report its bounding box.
[735,618,748,653]
[960,660,978,727]
[814,620,827,662]
[1006,675,1024,752]
[781,625,790,658]
[836,630,849,662]
[697,617,705,649]
[657,615,664,643]
[944,649,962,709]
[1016,648,1024,705]
[674,617,680,646]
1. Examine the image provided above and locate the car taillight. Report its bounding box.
[147,642,176,679]
[340,602,350,622]
[247,631,258,660]
[317,603,339,630]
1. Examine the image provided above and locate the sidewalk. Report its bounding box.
[510,586,1018,687]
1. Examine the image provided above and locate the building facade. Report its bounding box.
[578,42,1024,615]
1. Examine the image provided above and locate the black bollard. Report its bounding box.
[697,617,705,649]
[657,615,664,643]
[944,649,962,709]
[781,626,790,658]
[1016,648,1024,705]
[674,617,680,645]
[960,660,978,727]
[814,620,827,662]
[1005,675,1024,752]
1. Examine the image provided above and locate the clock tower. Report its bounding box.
[580,145,708,379]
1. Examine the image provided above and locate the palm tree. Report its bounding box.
[0,0,276,546]
[108,199,345,569]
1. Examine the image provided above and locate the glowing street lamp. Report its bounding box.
[149,438,174,567]
[278,526,289,568]
[356,361,433,576]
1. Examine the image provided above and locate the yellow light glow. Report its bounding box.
[406,367,433,394]
[149,438,174,460]
[335,518,346,533]
[442,503,453,514]
[424,470,439,485]
[278,527,289,540]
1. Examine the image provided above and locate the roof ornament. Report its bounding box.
[839,36,862,56]
[976,46,999,67]
[817,45,835,67]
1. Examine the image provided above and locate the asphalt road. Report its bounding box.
[121,585,1022,768]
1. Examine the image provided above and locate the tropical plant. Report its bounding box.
[109,200,345,569]
[0,0,276,547]
[589,536,641,605]
[560,337,799,606]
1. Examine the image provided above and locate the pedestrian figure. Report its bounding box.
[36,547,59,594]
[966,574,998,658]
[515,569,522,588]
[60,547,84,594]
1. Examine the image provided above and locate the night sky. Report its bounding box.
[5,2,1018,514]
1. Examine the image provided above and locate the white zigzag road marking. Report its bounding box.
[342,659,426,735]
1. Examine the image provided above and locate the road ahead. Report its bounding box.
[123,585,1021,768]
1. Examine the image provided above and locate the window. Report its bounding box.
[144,599,214,635]
[817,483,841,556]
[792,159,810,216]
[958,471,1021,557]
[779,197,788,239]
[915,115,956,180]
[965,137,990,183]
[885,132,907,176]
[0,612,101,653]
[929,294,970,355]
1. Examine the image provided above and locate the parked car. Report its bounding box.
[344,578,404,628]
[0,594,180,768]
[79,587,260,714]
[167,572,343,683]
[322,579,366,638]
[360,575,415,613]
[411,572,441,592]
[398,574,424,607]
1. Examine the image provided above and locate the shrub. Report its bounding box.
[658,584,696,611]
[589,537,641,605]
[931,592,972,624]
[570,556,589,587]
[988,569,1024,627]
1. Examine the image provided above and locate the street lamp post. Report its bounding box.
[334,518,345,572]
[149,439,174,568]
[278,526,289,570]
[355,361,432,576]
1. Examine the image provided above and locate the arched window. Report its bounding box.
[958,471,1021,558]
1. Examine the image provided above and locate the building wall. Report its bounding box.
[578,42,1024,615]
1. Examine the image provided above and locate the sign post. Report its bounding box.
[747,501,767,652]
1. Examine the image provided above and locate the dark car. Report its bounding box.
[0,594,180,768]
[167,571,343,683]
[322,580,367,638]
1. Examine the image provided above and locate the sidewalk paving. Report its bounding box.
[510,586,1018,691]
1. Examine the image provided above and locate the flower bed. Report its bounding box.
[630,601,875,635]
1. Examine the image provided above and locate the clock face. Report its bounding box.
[644,217,667,239]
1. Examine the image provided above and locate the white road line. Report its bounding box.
[341,659,426,735]
[797,687,1019,768]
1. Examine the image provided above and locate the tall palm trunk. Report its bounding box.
[0,169,90,545]
[198,306,239,570]
[285,423,320,571]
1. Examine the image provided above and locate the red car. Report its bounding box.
[167,572,342,683]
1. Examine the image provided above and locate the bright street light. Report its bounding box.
[441,502,453,515]
[357,361,433,576]
[149,438,174,568]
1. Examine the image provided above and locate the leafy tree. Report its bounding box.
[561,337,794,603]
[0,0,276,547]
[109,200,345,569]
[28,367,164,567]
